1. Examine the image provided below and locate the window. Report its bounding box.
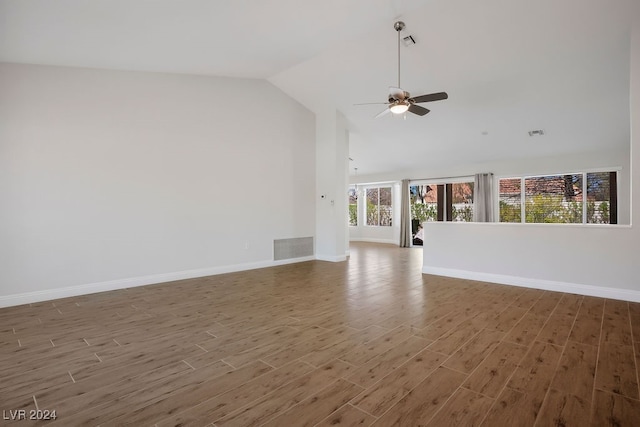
[410,184,438,225]
[451,182,474,222]
[586,172,617,224]
[410,181,474,227]
[525,174,583,223]
[366,187,392,226]
[499,178,521,223]
[499,171,618,224]
[348,186,358,226]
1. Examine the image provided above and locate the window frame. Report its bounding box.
[363,185,393,227]
[496,167,620,225]
[410,177,475,223]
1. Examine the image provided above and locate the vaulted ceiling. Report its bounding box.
[0,0,633,176]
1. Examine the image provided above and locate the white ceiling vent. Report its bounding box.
[528,129,545,137]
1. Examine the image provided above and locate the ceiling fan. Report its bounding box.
[357,21,448,118]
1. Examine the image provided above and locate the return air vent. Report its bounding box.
[274,237,314,261]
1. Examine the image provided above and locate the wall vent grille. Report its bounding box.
[274,237,314,261]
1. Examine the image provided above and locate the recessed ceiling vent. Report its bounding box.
[528,129,545,137]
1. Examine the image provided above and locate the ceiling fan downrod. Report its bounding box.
[394,21,405,89]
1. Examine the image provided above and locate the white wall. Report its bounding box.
[315,109,349,261]
[0,63,316,306]
[421,7,640,302]
[422,223,639,300]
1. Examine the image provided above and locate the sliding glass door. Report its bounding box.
[409,180,474,246]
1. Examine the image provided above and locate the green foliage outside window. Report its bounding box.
[499,201,521,223]
[499,173,615,224]
[587,201,610,224]
[501,197,611,224]
[348,204,357,226]
[411,203,437,223]
[525,194,582,223]
[452,204,473,222]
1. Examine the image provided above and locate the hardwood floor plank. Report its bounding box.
[568,296,604,346]
[37,358,196,410]
[351,348,447,417]
[224,325,328,368]
[100,361,273,426]
[463,340,528,398]
[507,340,563,394]
[426,387,495,427]
[215,359,353,427]
[629,302,640,343]
[595,342,639,399]
[550,341,597,401]
[601,299,633,346]
[427,319,485,355]
[409,307,466,339]
[486,306,528,332]
[534,388,590,427]
[480,388,543,427]
[529,292,563,318]
[261,379,363,427]
[47,360,262,426]
[315,403,376,427]
[442,328,504,374]
[339,325,413,367]
[346,335,431,388]
[41,360,196,422]
[301,325,388,368]
[592,389,640,427]
[503,312,549,347]
[372,366,466,426]
[511,288,544,310]
[536,294,582,346]
[261,326,359,368]
[155,360,315,426]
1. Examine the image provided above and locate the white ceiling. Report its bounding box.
[0,0,633,176]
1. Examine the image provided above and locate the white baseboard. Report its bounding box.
[422,266,640,303]
[349,238,398,245]
[0,256,316,308]
[316,254,348,262]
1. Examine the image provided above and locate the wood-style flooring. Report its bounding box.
[1,242,640,426]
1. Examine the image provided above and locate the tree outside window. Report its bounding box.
[348,186,358,226]
[499,172,617,224]
[366,187,392,226]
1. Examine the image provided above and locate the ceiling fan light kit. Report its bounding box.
[356,21,448,118]
[390,102,410,114]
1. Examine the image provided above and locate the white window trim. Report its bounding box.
[495,167,621,225]
[361,184,394,227]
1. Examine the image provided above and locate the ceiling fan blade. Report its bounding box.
[412,92,448,103]
[354,102,390,105]
[408,104,430,116]
[375,107,392,118]
[389,87,405,100]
